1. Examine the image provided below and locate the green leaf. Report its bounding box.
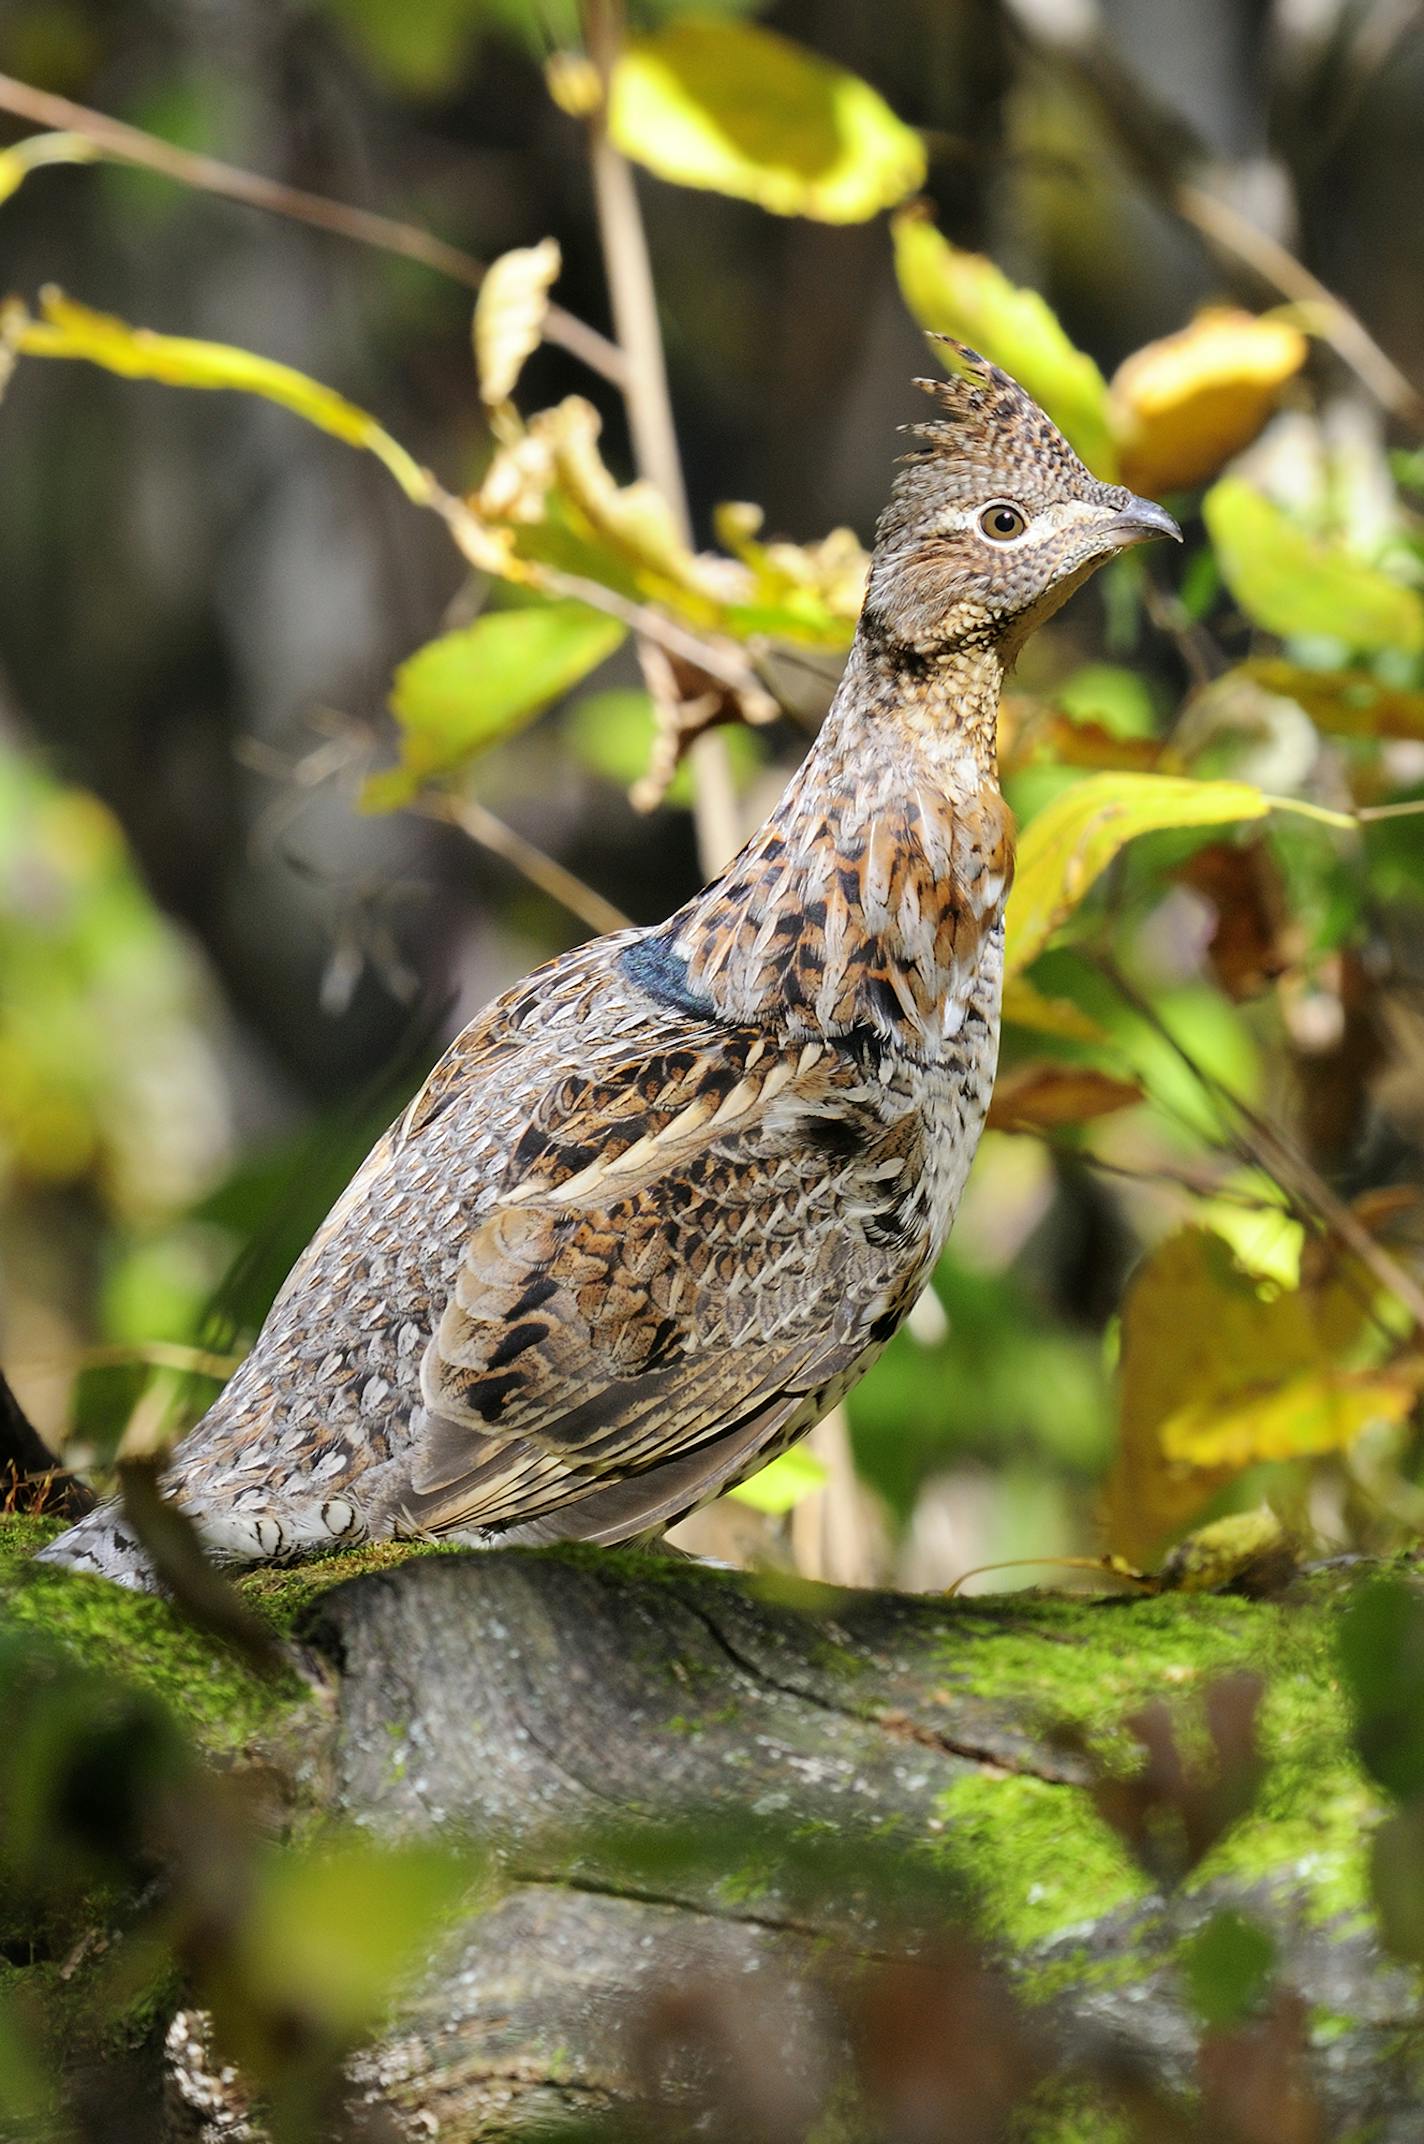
[1182,1909,1276,2029]
[610,21,925,223]
[729,1445,828,1515]
[891,206,1116,475]
[1339,1576,1424,1803]
[1005,772,1268,977]
[365,600,625,809]
[225,1837,478,2057]
[1203,477,1424,654]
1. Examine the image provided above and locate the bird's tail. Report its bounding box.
[32,1502,160,1590]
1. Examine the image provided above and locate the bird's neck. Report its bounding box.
[656,629,1015,1057]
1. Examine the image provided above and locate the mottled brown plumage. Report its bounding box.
[42,343,1178,1587]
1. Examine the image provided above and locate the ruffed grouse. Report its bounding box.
[41,343,1178,1588]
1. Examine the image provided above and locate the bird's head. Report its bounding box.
[866,338,1180,662]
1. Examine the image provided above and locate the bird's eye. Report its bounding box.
[978,503,1027,542]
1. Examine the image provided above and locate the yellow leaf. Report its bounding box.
[1005,772,1268,978]
[1000,976,1109,1045]
[1159,1510,1299,1596]
[891,205,1116,475]
[5,287,430,503]
[714,500,866,646]
[1110,308,1308,494]
[545,395,716,594]
[1104,1227,1375,1561]
[1204,475,1424,654]
[0,132,98,208]
[610,21,925,223]
[545,50,602,118]
[1161,1368,1418,1471]
[1242,659,1424,742]
[473,237,561,407]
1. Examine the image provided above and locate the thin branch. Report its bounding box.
[1174,181,1424,432]
[1001,17,1424,430]
[580,0,743,879]
[117,1457,285,1675]
[0,70,624,387]
[415,790,631,936]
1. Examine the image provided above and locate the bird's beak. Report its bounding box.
[1102,496,1183,550]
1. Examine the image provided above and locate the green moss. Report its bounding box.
[932,1770,1146,1953]
[946,1587,1270,1735]
[1011,2080,1134,2144]
[0,1514,64,1574]
[0,1520,475,1757]
[1,1558,302,1756]
[0,1513,323,1756]
[939,1576,1385,1937]
[236,1536,458,1632]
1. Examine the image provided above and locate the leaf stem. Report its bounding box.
[414,790,631,937]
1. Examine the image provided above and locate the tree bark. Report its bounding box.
[305,1548,1418,2141]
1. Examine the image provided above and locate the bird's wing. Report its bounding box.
[387,1030,921,1538]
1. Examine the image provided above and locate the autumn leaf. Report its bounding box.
[1204,476,1424,653]
[999,977,1110,1046]
[1110,308,1307,495]
[1104,1227,1383,1561]
[1243,659,1424,742]
[473,238,561,407]
[1161,1367,1417,1471]
[1005,772,1268,978]
[610,21,925,223]
[1176,840,1292,1001]
[986,1063,1142,1133]
[891,204,1116,475]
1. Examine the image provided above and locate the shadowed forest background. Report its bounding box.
[6,1,1424,2135]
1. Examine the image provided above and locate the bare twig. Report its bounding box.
[580,0,743,878]
[416,790,631,936]
[0,70,624,387]
[1174,181,1424,432]
[1000,18,1424,430]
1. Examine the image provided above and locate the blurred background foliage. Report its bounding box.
[4,0,1424,2134]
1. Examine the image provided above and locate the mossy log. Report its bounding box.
[2,1516,1420,2141]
